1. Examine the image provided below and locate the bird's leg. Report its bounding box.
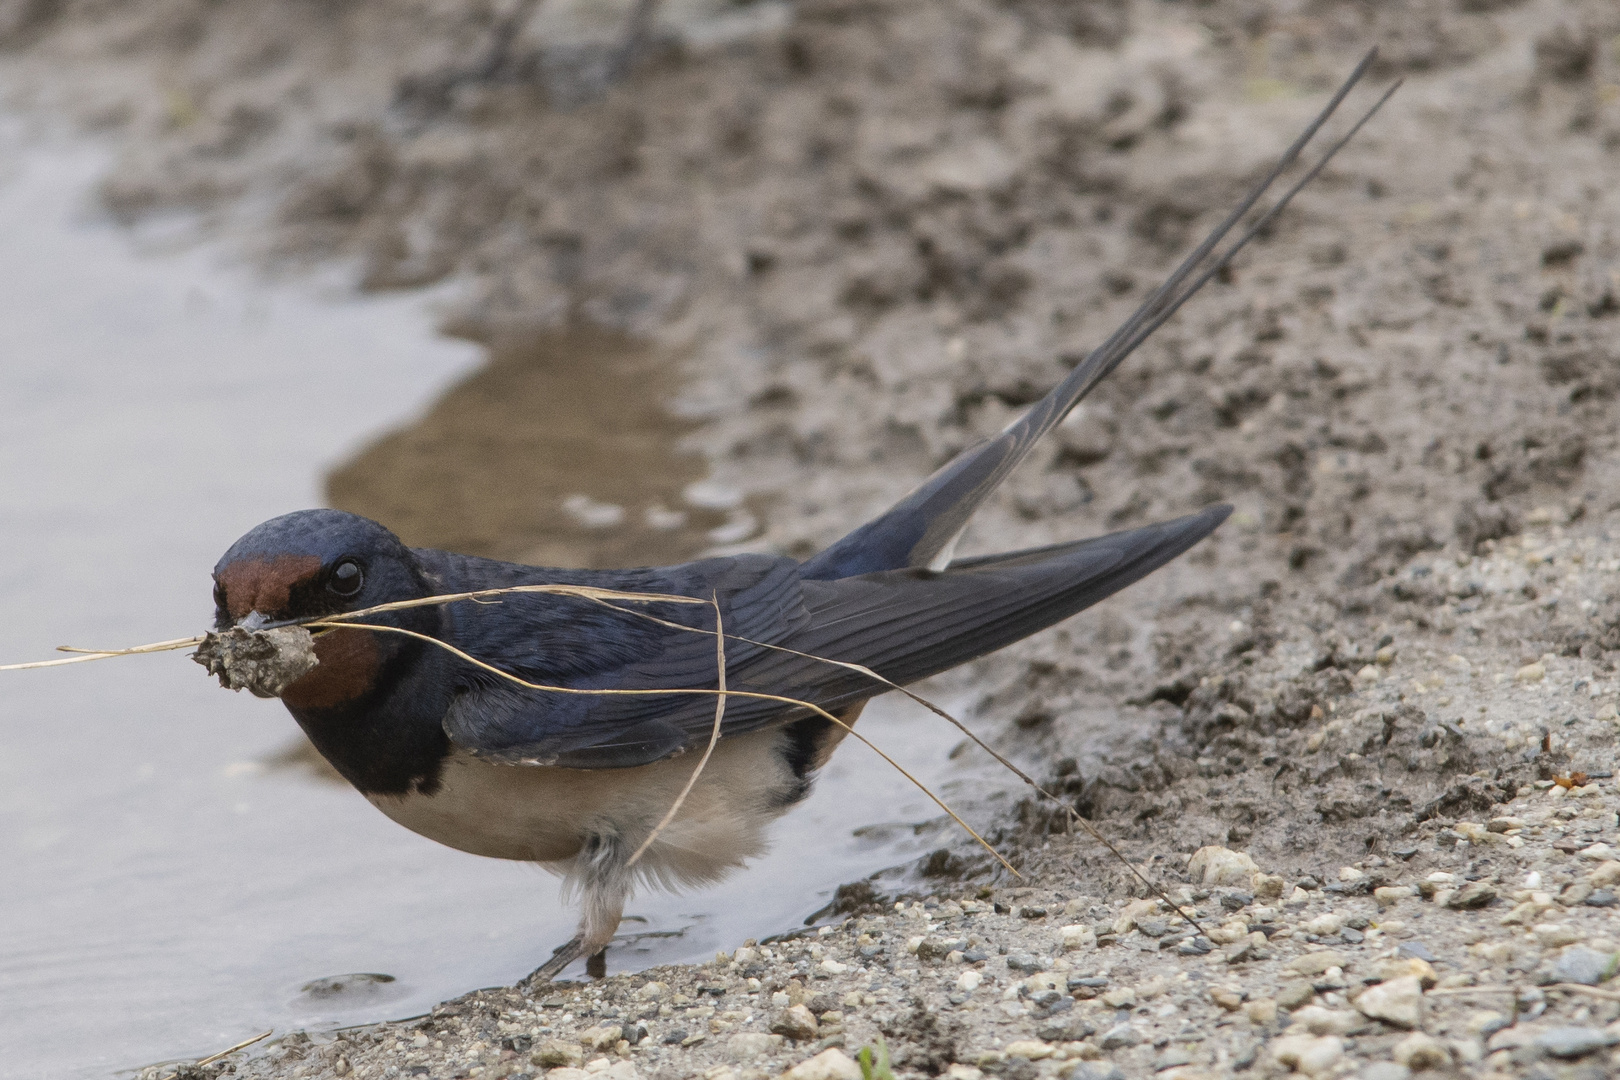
[524,934,587,986]
[524,827,632,986]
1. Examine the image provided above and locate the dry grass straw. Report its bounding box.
[2,64,1405,937]
[622,593,726,870]
[0,635,205,670]
[156,1028,273,1079]
[1429,983,1620,1003]
[305,609,1019,879]
[4,578,1222,915]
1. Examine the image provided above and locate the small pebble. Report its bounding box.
[1392,1032,1450,1070]
[1354,975,1423,1029]
[1277,981,1316,1009]
[1302,913,1344,936]
[1099,987,1136,1009]
[1444,882,1497,909]
[1533,923,1582,948]
[1396,941,1436,963]
[1292,1005,1358,1035]
[1002,1040,1054,1060]
[771,1004,819,1042]
[1374,886,1415,907]
[1059,924,1095,951]
[1535,1027,1620,1059]
[729,1032,784,1059]
[1071,1065,1125,1080]
[1271,1033,1344,1076]
[779,1048,862,1080]
[1287,950,1347,976]
[1098,1023,1139,1050]
[1187,846,1260,887]
[1244,998,1278,1025]
[1360,1064,1410,1080]
[1549,946,1619,986]
[1154,1047,1195,1070]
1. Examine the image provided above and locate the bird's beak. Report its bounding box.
[234,608,312,634]
[234,610,305,632]
[237,611,272,632]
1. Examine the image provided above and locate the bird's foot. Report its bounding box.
[521,935,608,986]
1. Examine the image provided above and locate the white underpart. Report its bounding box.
[367,728,805,947]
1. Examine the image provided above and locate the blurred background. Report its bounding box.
[1,0,1618,1075]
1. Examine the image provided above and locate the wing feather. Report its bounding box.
[431,508,1226,767]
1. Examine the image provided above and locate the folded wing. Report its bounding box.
[438,507,1227,768]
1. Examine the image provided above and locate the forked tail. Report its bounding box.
[801,50,1398,581]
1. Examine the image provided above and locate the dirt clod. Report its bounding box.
[192,627,318,699]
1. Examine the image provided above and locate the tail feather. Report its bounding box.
[801,50,1391,582]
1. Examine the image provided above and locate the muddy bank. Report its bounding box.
[5,0,1620,1075]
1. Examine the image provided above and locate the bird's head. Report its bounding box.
[211,510,435,711]
[212,509,425,631]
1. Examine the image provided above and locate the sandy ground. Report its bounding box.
[5,0,1620,1076]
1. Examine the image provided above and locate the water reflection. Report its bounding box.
[327,323,745,569]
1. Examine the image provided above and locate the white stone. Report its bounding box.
[955,970,983,992]
[1270,1034,1344,1075]
[1187,846,1260,887]
[1003,1041,1055,1060]
[1534,923,1582,948]
[1059,924,1096,951]
[730,1033,786,1060]
[1302,913,1344,936]
[778,1049,862,1080]
[1375,886,1416,907]
[1292,1006,1358,1035]
[1354,976,1424,1029]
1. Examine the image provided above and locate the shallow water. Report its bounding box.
[327,323,742,570]
[0,133,998,1078]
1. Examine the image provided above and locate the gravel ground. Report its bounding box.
[5,0,1620,1077]
[145,526,1620,1080]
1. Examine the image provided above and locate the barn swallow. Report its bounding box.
[210,56,1389,981]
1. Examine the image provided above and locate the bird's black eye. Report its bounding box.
[329,560,364,598]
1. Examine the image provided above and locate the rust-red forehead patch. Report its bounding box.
[218,555,323,619]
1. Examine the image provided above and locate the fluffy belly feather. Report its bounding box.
[365,726,805,887]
